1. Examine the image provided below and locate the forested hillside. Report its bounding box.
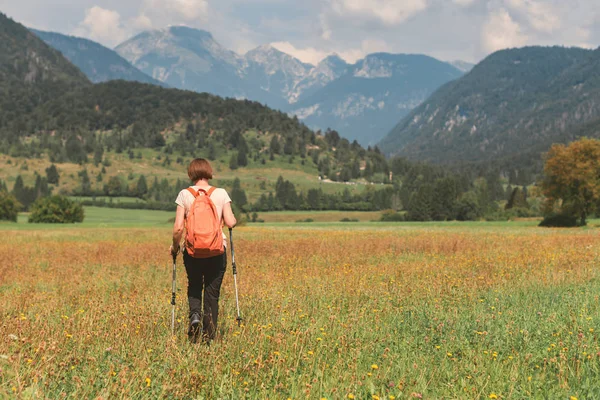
[0,13,89,133]
[380,46,600,173]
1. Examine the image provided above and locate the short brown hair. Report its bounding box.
[188,158,213,182]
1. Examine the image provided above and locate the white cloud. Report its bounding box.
[271,41,331,64]
[330,0,428,26]
[338,39,391,63]
[130,14,153,31]
[142,0,209,22]
[453,0,478,7]
[505,0,561,33]
[73,6,128,47]
[481,8,527,53]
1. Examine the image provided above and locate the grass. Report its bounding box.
[1,213,600,398]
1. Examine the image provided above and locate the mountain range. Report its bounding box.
[32,29,162,86]
[290,53,464,145]
[380,46,600,167]
[24,24,468,146]
[113,26,465,145]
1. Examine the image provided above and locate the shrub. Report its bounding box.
[485,207,540,221]
[340,218,359,222]
[296,218,314,223]
[0,192,21,222]
[379,210,404,222]
[29,196,84,224]
[539,214,580,228]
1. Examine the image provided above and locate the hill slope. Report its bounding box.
[31,29,162,85]
[380,46,600,165]
[0,12,89,131]
[290,53,463,145]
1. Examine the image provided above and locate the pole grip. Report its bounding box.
[229,228,237,275]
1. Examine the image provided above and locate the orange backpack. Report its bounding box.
[185,187,224,258]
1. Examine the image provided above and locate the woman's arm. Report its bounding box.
[170,205,186,255]
[222,202,237,229]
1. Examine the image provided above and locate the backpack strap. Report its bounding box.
[187,187,199,198]
[187,187,217,197]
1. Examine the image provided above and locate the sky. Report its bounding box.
[1,0,599,65]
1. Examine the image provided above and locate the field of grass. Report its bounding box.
[1,212,600,398]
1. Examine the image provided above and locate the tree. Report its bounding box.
[505,187,529,210]
[229,152,239,170]
[78,169,91,196]
[12,175,36,210]
[45,164,59,185]
[542,138,600,226]
[456,191,483,221]
[230,178,248,210]
[237,146,248,167]
[137,175,148,197]
[269,136,281,155]
[0,191,21,222]
[106,176,124,197]
[28,195,84,223]
[406,184,434,221]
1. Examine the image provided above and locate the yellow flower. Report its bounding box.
[570,397,578,400]
[372,396,380,400]
[371,364,379,370]
[145,377,151,387]
[489,394,498,399]
[389,396,396,400]
[447,352,453,357]
[348,394,355,399]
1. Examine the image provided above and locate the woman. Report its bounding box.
[169,158,237,343]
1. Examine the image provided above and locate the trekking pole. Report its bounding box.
[229,228,243,326]
[171,253,177,336]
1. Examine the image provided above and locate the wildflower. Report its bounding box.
[372,395,380,400]
[145,377,151,387]
[447,352,453,357]
[489,394,498,399]
[570,397,578,400]
[371,364,379,370]
[389,396,396,400]
[348,394,355,399]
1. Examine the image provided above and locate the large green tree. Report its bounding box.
[0,191,21,222]
[542,138,600,226]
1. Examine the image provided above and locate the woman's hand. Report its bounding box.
[169,244,180,257]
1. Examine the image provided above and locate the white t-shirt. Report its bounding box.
[175,186,232,246]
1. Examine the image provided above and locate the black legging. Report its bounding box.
[183,250,227,341]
